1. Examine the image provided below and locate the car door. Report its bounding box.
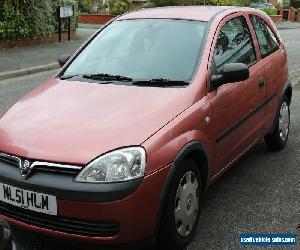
[249,14,287,136]
[207,14,267,177]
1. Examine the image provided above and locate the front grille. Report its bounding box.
[0,152,82,176]
[32,163,81,175]
[0,153,19,167]
[0,201,120,237]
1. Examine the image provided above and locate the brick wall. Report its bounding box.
[0,31,77,50]
[79,14,116,25]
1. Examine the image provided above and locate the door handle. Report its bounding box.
[258,77,265,89]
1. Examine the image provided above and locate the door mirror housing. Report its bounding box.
[211,63,249,89]
[58,54,71,67]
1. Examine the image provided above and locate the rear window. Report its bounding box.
[250,15,280,58]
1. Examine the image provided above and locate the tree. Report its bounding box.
[108,0,132,15]
[78,0,93,12]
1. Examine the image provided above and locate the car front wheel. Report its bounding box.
[158,159,202,250]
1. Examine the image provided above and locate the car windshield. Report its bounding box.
[62,19,207,84]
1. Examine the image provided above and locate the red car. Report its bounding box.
[0,6,292,250]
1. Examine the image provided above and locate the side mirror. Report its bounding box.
[211,63,249,89]
[58,54,71,67]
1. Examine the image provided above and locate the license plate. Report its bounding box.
[0,183,57,215]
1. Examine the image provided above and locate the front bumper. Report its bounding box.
[0,159,142,202]
[0,160,171,245]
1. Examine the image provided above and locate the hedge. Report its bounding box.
[291,0,300,8]
[0,0,78,40]
[262,7,278,16]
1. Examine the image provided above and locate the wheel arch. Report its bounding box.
[282,79,292,104]
[154,140,209,236]
[173,142,209,191]
[267,79,292,138]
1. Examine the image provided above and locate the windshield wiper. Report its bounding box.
[60,73,132,82]
[60,75,189,87]
[82,73,132,82]
[60,74,81,80]
[132,78,189,87]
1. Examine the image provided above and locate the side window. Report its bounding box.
[213,16,256,74]
[250,15,279,58]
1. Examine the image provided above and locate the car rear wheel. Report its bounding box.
[158,159,202,250]
[265,95,290,150]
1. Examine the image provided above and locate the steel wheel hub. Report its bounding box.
[174,171,199,237]
[279,101,289,141]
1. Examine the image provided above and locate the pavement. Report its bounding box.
[78,23,102,29]
[0,27,97,81]
[276,21,300,30]
[0,25,299,250]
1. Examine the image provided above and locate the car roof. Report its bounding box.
[117,6,236,22]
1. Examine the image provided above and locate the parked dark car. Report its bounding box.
[250,2,276,9]
[0,6,291,250]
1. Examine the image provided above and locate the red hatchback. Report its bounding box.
[0,6,292,250]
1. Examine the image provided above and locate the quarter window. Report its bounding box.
[213,16,256,74]
[250,15,279,58]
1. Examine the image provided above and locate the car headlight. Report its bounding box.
[75,147,146,183]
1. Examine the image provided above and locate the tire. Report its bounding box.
[0,219,11,250]
[265,95,290,151]
[158,159,203,250]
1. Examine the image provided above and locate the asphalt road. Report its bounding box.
[280,28,300,85]
[0,28,299,250]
